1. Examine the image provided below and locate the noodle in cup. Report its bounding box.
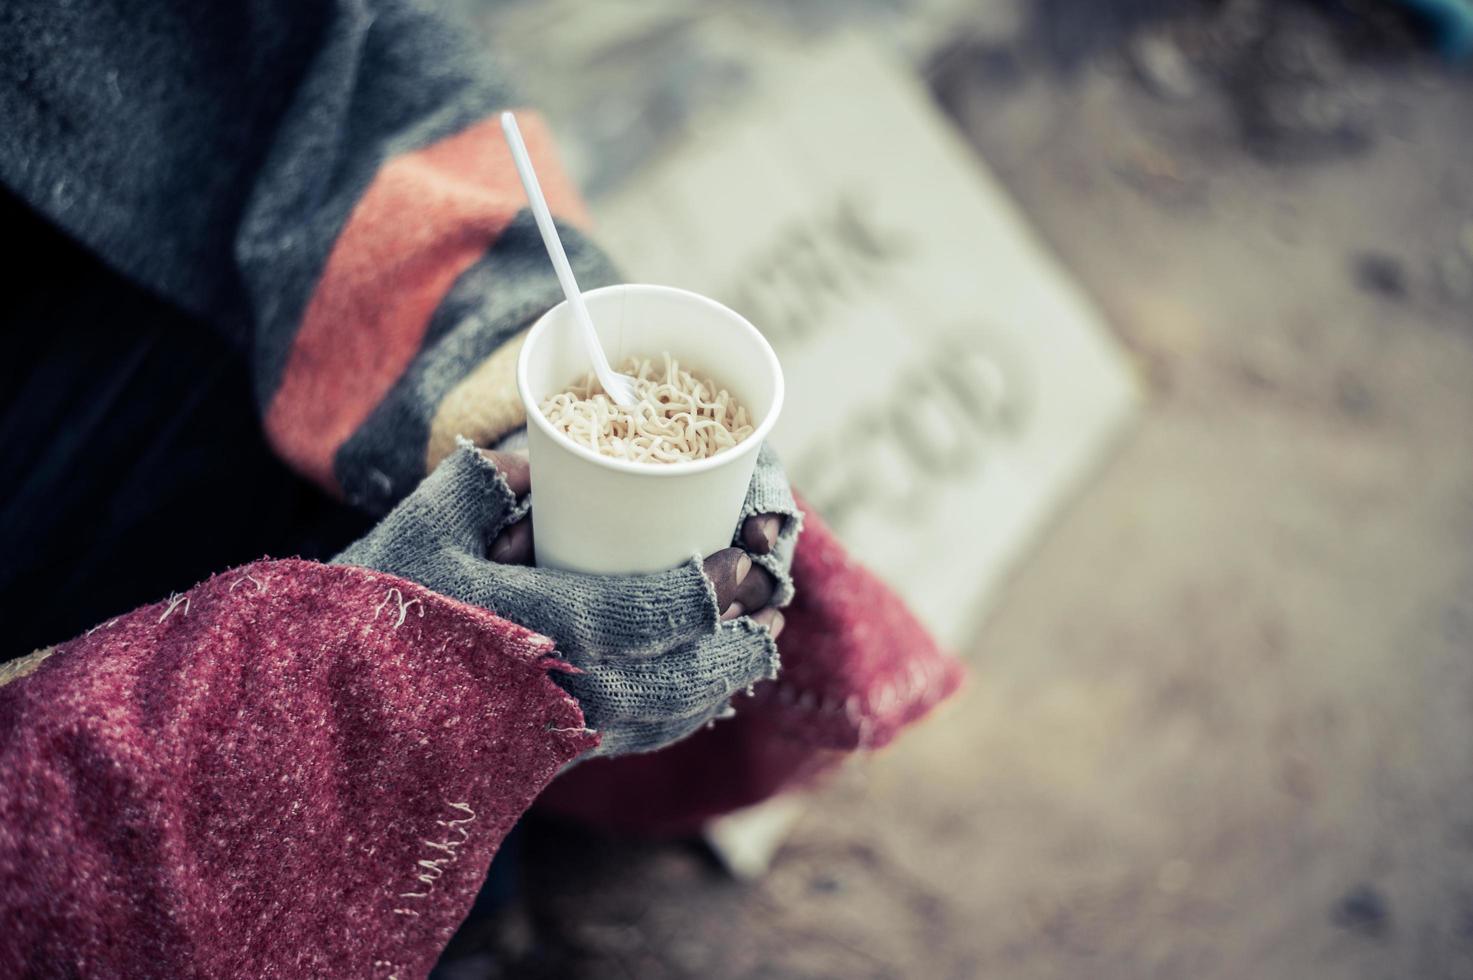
[516,283,784,575]
[542,353,755,464]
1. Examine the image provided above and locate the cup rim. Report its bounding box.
[517,282,785,477]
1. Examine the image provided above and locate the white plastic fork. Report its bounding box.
[500,111,638,408]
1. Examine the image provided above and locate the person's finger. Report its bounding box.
[741,514,782,555]
[734,563,776,614]
[489,517,533,565]
[750,606,786,640]
[720,601,746,622]
[703,548,752,612]
[476,448,531,497]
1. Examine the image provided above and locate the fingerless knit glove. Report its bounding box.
[333,444,786,758]
[738,441,803,607]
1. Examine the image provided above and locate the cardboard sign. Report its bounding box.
[594,40,1139,648]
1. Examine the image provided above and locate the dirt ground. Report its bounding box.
[451,2,1473,977]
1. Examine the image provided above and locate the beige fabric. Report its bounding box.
[425,328,529,469]
[0,646,57,688]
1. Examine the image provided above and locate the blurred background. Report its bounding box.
[437,1,1473,977]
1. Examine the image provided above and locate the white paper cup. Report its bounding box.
[517,283,784,575]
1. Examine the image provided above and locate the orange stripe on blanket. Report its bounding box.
[264,111,590,493]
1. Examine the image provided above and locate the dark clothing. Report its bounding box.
[0,190,369,658]
[1,0,612,506]
[0,0,610,654]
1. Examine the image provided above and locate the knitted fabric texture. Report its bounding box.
[0,560,596,978]
[0,0,615,506]
[334,445,781,758]
[737,441,804,607]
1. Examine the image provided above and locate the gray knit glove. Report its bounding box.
[737,441,803,607]
[332,445,789,758]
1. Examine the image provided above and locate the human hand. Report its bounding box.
[487,437,802,634]
[332,443,799,758]
[487,476,792,639]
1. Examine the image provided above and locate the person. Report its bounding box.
[0,0,964,975]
